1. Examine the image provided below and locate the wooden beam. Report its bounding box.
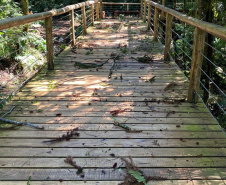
[45,17,54,70]
[102,2,140,5]
[188,28,205,103]
[69,10,75,47]
[164,13,173,61]
[0,1,95,31]
[96,3,100,21]
[153,7,159,42]
[90,4,94,26]
[81,6,87,34]
[127,4,129,11]
[147,3,151,30]
[140,0,143,18]
[143,1,147,22]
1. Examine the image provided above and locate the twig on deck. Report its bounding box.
[108,53,121,79]
[113,121,142,133]
[64,156,84,176]
[0,106,44,129]
[43,128,79,143]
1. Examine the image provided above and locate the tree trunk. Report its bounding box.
[198,0,214,104]
[21,0,29,32]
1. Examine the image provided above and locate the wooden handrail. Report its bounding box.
[144,0,226,104]
[102,2,140,5]
[0,1,97,31]
[146,0,226,41]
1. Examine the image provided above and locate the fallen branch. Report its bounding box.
[108,53,121,79]
[114,121,142,133]
[133,55,153,63]
[43,128,79,143]
[64,156,83,175]
[110,108,131,116]
[74,59,110,69]
[0,106,44,129]
[119,157,167,185]
[164,82,177,91]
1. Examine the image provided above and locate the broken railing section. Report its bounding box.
[142,0,226,118]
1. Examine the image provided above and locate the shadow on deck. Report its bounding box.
[0,18,225,184]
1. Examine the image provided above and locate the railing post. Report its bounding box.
[69,9,75,47]
[143,1,147,22]
[90,4,94,26]
[153,7,159,42]
[45,17,54,70]
[127,4,129,11]
[81,5,87,34]
[140,0,143,18]
[96,3,100,21]
[164,13,173,61]
[147,3,151,30]
[100,0,103,19]
[188,27,205,103]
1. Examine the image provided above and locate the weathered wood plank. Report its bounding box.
[0,130,224,139]
[0,147,224,157]
[0,168,223,180]
[5,117,217,124]
[0,139,225,147]
[0,157,225,168]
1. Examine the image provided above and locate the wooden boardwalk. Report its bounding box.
[0,19,226,184]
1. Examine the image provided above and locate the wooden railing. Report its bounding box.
[0,1,100,70]
[142,0,226,104]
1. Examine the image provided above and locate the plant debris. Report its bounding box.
[119,157,167,185]
[0,106,44,129]
[64,156,84,176]
[74,59,109,69]
[134,55,153,64]
[164,82,177,91]
[43,128,79,143]
[113,121,142,133]
[166,111,176,118]
[110,109,131,116]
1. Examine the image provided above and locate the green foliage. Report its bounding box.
[128,170,147,185]
[27,176,31,185]
[0,0,21,19]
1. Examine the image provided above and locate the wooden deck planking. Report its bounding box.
[0,18,225,183]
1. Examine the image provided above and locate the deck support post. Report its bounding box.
[69,9,75,47]
[45,17,54,70]
[81,5,87,34]
[188,27,205,103]
[140,0,143,18]
[96,3,100,21]
[147,3,151,30]
[164,13,173,61]
[90,4,94,26]
[153,7,159,42]
[100,0,103,19]
[143,1,147,22]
